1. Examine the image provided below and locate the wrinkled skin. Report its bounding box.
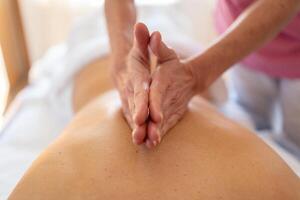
[113,23,200,148]
[146,32,197,148]
[112,23,151,145]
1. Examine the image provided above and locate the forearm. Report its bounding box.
[105,0,136,66]
[189,0,300,90]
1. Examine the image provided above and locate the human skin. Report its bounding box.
[105,1,151,145]
[105,0,300,147]
[8,59,300,199]
[8,56,300,199]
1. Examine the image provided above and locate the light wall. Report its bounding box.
[19,0,217,63]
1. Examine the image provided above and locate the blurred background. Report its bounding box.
[0,0,217,128]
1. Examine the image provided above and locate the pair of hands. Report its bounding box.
[113,23,197,148]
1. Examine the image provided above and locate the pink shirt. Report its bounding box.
[215,0,300,78]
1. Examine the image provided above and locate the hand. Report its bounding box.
[112,23,151,145]
[145,32,197,148]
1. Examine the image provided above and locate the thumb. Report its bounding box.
[133,22,150,59]
[150,31,177,63]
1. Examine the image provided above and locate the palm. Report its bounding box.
[114,23,151,145]
[145,32,196,148]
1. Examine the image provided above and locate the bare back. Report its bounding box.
[9,90,300,199]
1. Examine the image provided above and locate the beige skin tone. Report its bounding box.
[106,0,300,148]
[9,57,300,199]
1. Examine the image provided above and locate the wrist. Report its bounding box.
[111,63,126,84]
[110,65,126,92]
[184,56,214,93]
[110,30,133,58]
[111,48,130,64]
[110,55,128,89]
[182,60,198,95]
[110,49,130,74]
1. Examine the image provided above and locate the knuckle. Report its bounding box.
[129,51,149,67]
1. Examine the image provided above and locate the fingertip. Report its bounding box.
[150,31,161,42]
[148,121,162,145]
[132,125,147,145]
[133,135,143,145]
[146,139,154,149]
[150,31,161,57]
[134,22,150,49]
[134,22,148,33]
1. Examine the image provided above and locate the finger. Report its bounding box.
[149,73,166,123]
[149,31,177,63]
[127,86,135,119]
[147,121,161,147]
[146,139,155,149]
[127,93,147,145]
[130,22,151,125]
[133,22,150,60]
[132,123,147,145]
[127,81,149,145]
[133,80,150,125]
